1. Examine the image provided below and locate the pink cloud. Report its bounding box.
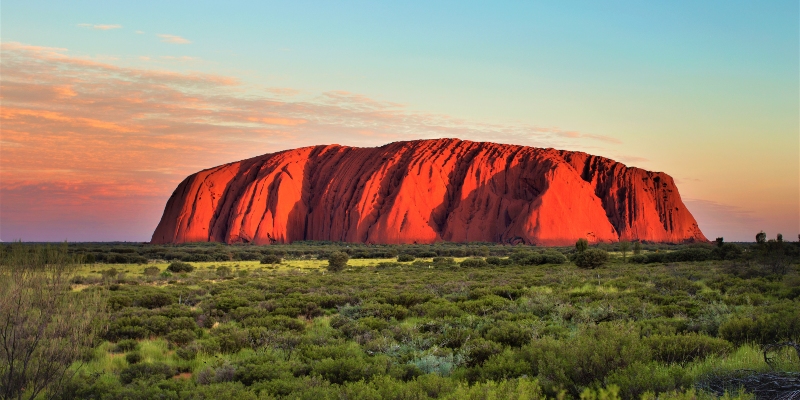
[157,34,191,44]
[78,23,122,30]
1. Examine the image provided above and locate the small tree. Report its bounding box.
[633,242,642,255]
[776,233,783,243]
[756,231,767,244]
[0,243,107,400]
[574,249,609,269]
[619,241,631,263]
[715,237,724,247]
[575,238,589,253]
[327,251,349,273]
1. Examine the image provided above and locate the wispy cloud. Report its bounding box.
[135,30,145,34]
[157,34,191,44]
[552,130,622,144]
[78,23,122,30]
[160,55,198,62]
[266,87,302,97]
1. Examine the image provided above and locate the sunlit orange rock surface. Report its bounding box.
[151,139,706,245]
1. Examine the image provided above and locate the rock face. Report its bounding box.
[151,139,707,246]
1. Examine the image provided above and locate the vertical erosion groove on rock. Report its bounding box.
[151,139,707,245]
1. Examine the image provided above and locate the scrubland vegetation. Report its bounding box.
[1,237,798,399]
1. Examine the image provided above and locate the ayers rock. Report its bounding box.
[151,139,706,246]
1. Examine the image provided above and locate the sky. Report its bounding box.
[1,1,798,242]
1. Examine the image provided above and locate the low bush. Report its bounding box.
[719,304,800,345]
[460,258,489,268]
[176,344,199,360]
[216,265,232,277]
[125,352,143,364]
[606,361,691,399]
[397,254,415,262]
[166,261,194,273]
[540,251,567,264]
[119,362,174,384]
[644,333,733,364]
[166,329,196,347]
[113,339,139,353]
[519,322,650,396]
[485,256,503,265]
[260,254,282,264]
[574,249,609,269]
[432,257,456,265]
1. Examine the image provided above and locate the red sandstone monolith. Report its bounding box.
[151,139,706,245]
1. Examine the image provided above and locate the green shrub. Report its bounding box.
[519,322,650,396]
[465,338,504,367]
[143,266,160,276]
[388,364,423,382]
[101,268,119,279]
[191,382,258,399]
[644,333,733,364]
[711,243,743,260]
[143,315,170,335]
[313,357,373,384]
[113,339,139,353]
[606,361,691,400]
[167,261,194,273]
[397,254,416,262]
[666,248,712,262]
[210,324,249,353]
[119,362,174,384]
[460,258,488,268]
[459,377,547,399]
[719,304,800,345]
[574,249,609,269]
[483,321,533,347]
[260,255,282,264]
[137,292,175,309]
[540,251,567,264]
[485,256,503,265]
[125,352,143,364]
[176,344,199,360]
[106,317,148,341]
[327,251,349,272]
[242,315,306,331]
[412,299,464,318]
[510,251,542,265]
[233,354,291,385]
[169,316,198,331]
[433,257,456,265]
[166,329,196,347]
